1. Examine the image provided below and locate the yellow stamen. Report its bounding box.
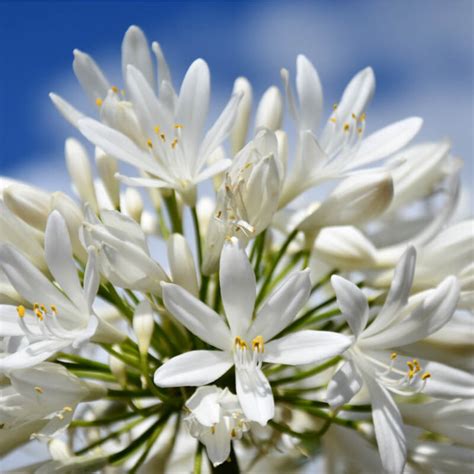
[413,359,421,373]
[351,113,357,120]
[407,361,415,371]
[95,98,103,107]
[34,386,43,394]
[174,123,183,129]
[63,406,73,413]
[234,336,248,350]
[332,103,338,110]
[357,127,363,134]
[343,123,350,132]
[40,304,47,313]
[211,425,216,434]
[51,305,57,314]
[329,117,337,124]
[359,112,366,122]
[35,309,44,321]
[231,428,236,438]
[160,133,166,142]
[33,303,39,310]
[171,138,178,149]
[146,139,153,148]
[390,352,398,360]
[111,85,119,93]
[251,335,264,353]
[408,370,415,380]
[421,372,431,380]
[17,305,25,318]
[154,125,161,134]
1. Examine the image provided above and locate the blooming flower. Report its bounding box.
[184,385,250,466]
[154,238,351,425]
[0,211,122,371]
[327,246,462,473]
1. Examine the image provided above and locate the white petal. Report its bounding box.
[185,386,222,426]
[365,375,407,474]
[351,117,423,168]
[72,49,110,103]
[78,118,161,176]
[236,367,274,426]
[0,305,34,336]
[176,59,210,161]
[49,93,85,128]
[162,282,231,350]
[153,350,233,387]
[194,159,232,184]
[296,54,323,131]
[83,247,100,312]
[263,330,352,365]
[152,41,173,88]
[326,360,363,409]
[122,26,154,88]
[220,240,256,338]
[249,269,311,342]
[363,276,460,349]
[167,234,199,297]
[45,211,86,311]
[363,246,417,338]
[201,418,232,467]
[116,173,172,189]
[331,275,368,338]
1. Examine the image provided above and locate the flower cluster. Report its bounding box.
[1,25,472,473]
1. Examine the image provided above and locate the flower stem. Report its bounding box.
[194,442,204,474]
[272,356,341,386]
[164,191,183,234]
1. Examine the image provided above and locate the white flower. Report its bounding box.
[0,211,122,371]
[326,247,462,473]
[154,238,351,425]
[0,362,105,456]
[279,55,422,207]
[184,385,249,466]
[82,207,168,294]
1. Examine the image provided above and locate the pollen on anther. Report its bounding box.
[329,117,337,124]
[359,112,366,122]
[251,335,264,353]
[390,352,397,360]
[171,138,178,149]
[51,305,57,314]
[35,309,44,321]
[34,386,43,394]
[160,133,166,142]
[332,103,338,110]
[174,123,183,129]
[95,98,103,107]
[343,123,350,132]
[146,139,153,148]
[154,125,161,134]
[17,305,25,318]
[111,86,119,93]
[421,372,431,380]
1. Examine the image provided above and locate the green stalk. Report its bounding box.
[253,230,267,279]
[164,192,183,234]
[194,442,204,474]
[272,356,341,386]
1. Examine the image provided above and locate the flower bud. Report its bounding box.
[132,300,155,356]
[167,234,199,296]
[65,138,99,213]
[51,192,87,262]
[109,352,127,387]
[140,210,160,236]
[230,77,252,154]
[298,172,394,233]
[95,148,120,209]
[275,130,288,179]
[124,188,144,222]
[3,184,51,231]
[255,86,283,132]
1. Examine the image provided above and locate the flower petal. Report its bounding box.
[326,360,363,409]
[73,49,110,104]
[201,419,232,467]
[194,159,232,184]
[49,93,85,128]
[235,367,274,426]
[122,26,154,89]
[249,269,311,342]
[331,275,369,338]
[219,240,256,338]
[264,330,352,365]
[162,282,231,350]
[83,247,100,312]
[153,350,233,387]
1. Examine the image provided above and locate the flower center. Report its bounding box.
[233,335,265,370]
[16,304,69,341]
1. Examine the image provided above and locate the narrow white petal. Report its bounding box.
[78,118,161,176]
[331,275,369,338]
[152,41,173,88]
[236,367,274,426]
[167,234,199,297]
[194,159,232,184]
[116,173,172,189]
[249,269,311,342]
[162,282,231,350]
[176,59,210,160]
[0,305,34,336]
[153,350,233,387]
[201,419,232,467]
[45,211,86,311]
[364,375,407,474]
[49,93,85,128]
[363,246,416,338]
[296,54,323,131]
[122,26,154,88]
[219,240,256,338]
[264,330,352,365]
[83,247,100,312]
[351,117,423,168]
[73,49,110,103]
[326,360,363,409]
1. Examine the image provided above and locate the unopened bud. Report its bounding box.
[167,234,199,296]
[3,184,51,231]
[275,130,288,179]
[255,86,283,132]
[95,148,120,209]
[133,300,154,356]
[109,352,127,387]
[65,138,99,213]
[124,188,144,222]
[231,77,253,154]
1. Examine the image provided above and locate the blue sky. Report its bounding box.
[0,0,472,196]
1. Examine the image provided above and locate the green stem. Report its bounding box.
[272,356,341,386]
[191,206,203,268]
[269,420,328,440]
[194,442,204,474]
[256,229,298,307]
[164,192,183,234]
[253,230,266,279]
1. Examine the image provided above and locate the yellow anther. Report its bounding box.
[51,305,57,314]
[407,361,415,371]
[252,335,264,353]
[343,123,350,132]
[63,406,73,413]
[35,309,44,321]
[352,113,357,120]
[146,139,153,148]
[34,386,43,394]
[390,352,398,360]
[359,112,366,122]
[408,370,415,380]
[231,428,236,438]
[421,372,431,381]
[111,85,119,93]
[160,133,166,142]
[154,125,161,134]
[332,103,338,110]
[234,336,248,350]
[40,304,47,313]
[357,127,363,134]
[95,98,103,107]
[329,117,337,124]
[211,425,216,434]
[174,123,183,129]
[413,359,421,373]
[171,138,178,149]
[33,303,39,310]
[17,305,25,318]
